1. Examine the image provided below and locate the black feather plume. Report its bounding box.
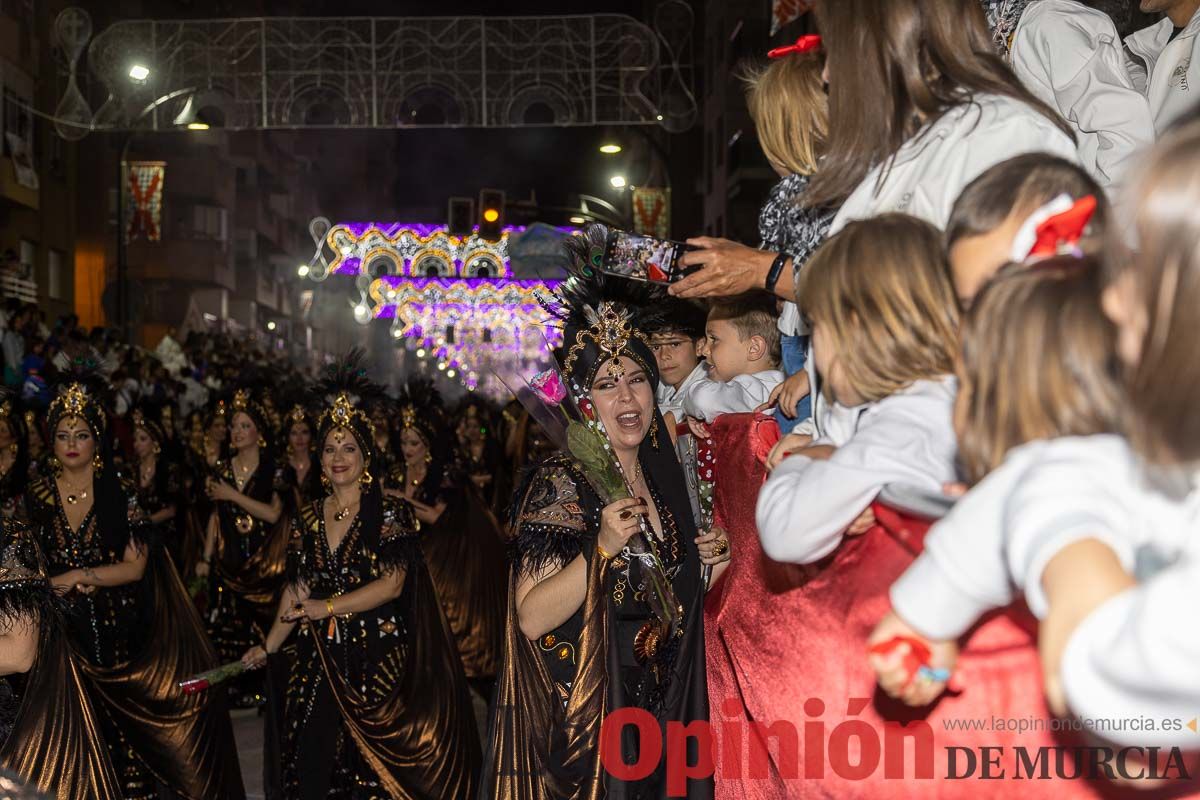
[312,348,385,409]
[541,223,671,335]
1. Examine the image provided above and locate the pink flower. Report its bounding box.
[531,369,567,406]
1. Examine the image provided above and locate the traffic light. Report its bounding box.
[479,188,505,240]
[447,197,474,236]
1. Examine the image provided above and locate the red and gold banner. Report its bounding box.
[125,161,165,243]
[632,187,670,240]
[770,0,813,35]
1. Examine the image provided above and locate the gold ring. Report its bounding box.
[712,539,729,557]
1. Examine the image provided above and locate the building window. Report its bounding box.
[191,205,228,243]
[18,240,34,280]
[2,88,34,156]
[47,249,64,299]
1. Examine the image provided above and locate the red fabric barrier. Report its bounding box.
[703,412,1113,799]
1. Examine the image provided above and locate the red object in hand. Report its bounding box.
[868,635,932,685]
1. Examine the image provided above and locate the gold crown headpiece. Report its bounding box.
[562,301,654,382]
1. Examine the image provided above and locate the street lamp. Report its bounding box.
[610,175,627,188]
[128,64,150,82]
[297,264,310,278]
[267,321,277,331]
[599,143,622,154]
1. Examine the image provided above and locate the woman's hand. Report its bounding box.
[50,570,81,592]
[280,599,331,623]
[597,497,648,558]
[669,238,776,299]
[696,526,731,566]
[867,610,959,708]
[206,479,238,503]
[241,645,267,670]
[759,371,811,419]
[765,432,813,471]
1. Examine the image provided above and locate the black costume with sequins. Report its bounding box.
[278,495,480,799]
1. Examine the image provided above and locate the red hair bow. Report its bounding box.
[768,34,822,59]
[1027,195,1097,260]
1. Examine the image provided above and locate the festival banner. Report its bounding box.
[125,161,165,243]
[632,187,670,240]
[770,0,813,35]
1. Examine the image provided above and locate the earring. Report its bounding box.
[153,443,161,455]
[7,443,16,457]
[424,452,432,465]
[50,455,62,475]
[257,436,267,449]
[91,453,103,473]
[360,468,373,487]
[321,473,331,492]
[649,416,660,449]
[286,444,294,457]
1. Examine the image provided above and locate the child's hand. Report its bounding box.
[758,371,811,418]
[867,610,958,707]
[765,432,813,471]
[846,506,876,536]
[942,482,968,498]
[684,416,711,439]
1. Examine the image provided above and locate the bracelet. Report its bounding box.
[325,598,336,617]
[596,542,617,560]
[764,252,791,294]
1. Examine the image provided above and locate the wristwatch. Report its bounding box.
[765,252,791,294]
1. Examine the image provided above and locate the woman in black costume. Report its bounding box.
[483,226,727,799]
[243,355,481,799]
[26,365,244,799]
[0,519,123,800]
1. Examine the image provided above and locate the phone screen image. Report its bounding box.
[600,230,690,284]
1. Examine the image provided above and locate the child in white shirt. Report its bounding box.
[649,298,709,422]
[756,214,961,564]
[869,259,1191,721]
[679,293,784,422]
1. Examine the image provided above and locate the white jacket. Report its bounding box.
[798,94,1078,434]
[680,367,784,423]
[655,361,709,421]
[1011,0,1155,192]
[757,377,959,565]
[1126,9,1200,132]
[1061,523,1200,748]
[890,435,1190,641]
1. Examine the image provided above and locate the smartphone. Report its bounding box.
[599,230,696,284]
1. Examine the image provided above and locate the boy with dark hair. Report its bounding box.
[650,298,709,420]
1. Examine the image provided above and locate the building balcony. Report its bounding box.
[0,155,38,209]
[0,272,36,303]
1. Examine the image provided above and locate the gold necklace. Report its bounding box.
[332,499,360,522]
[62,477,91,505]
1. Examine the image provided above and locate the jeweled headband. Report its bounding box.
[131,408,166,444]
[561,299,659,392]
[317,392,378,467]
[231,388,274,440]
[47,382,105,438]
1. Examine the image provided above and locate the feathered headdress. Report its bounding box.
[396,376,445,448]
[542,224,670,392]
[0,522,51,630]
[46,351,112,439]
[313,349,384,473]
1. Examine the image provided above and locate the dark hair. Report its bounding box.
[805,0,1074,207]
[946,153,1108,248]
[652,298,709,341]
[707,292,781,367]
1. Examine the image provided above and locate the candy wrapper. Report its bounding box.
[178,660,246,695]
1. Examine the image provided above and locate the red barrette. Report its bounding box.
[768,34,822,59]
[1009,194,1097,263]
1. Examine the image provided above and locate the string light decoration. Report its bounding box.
[302,222,569,399]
